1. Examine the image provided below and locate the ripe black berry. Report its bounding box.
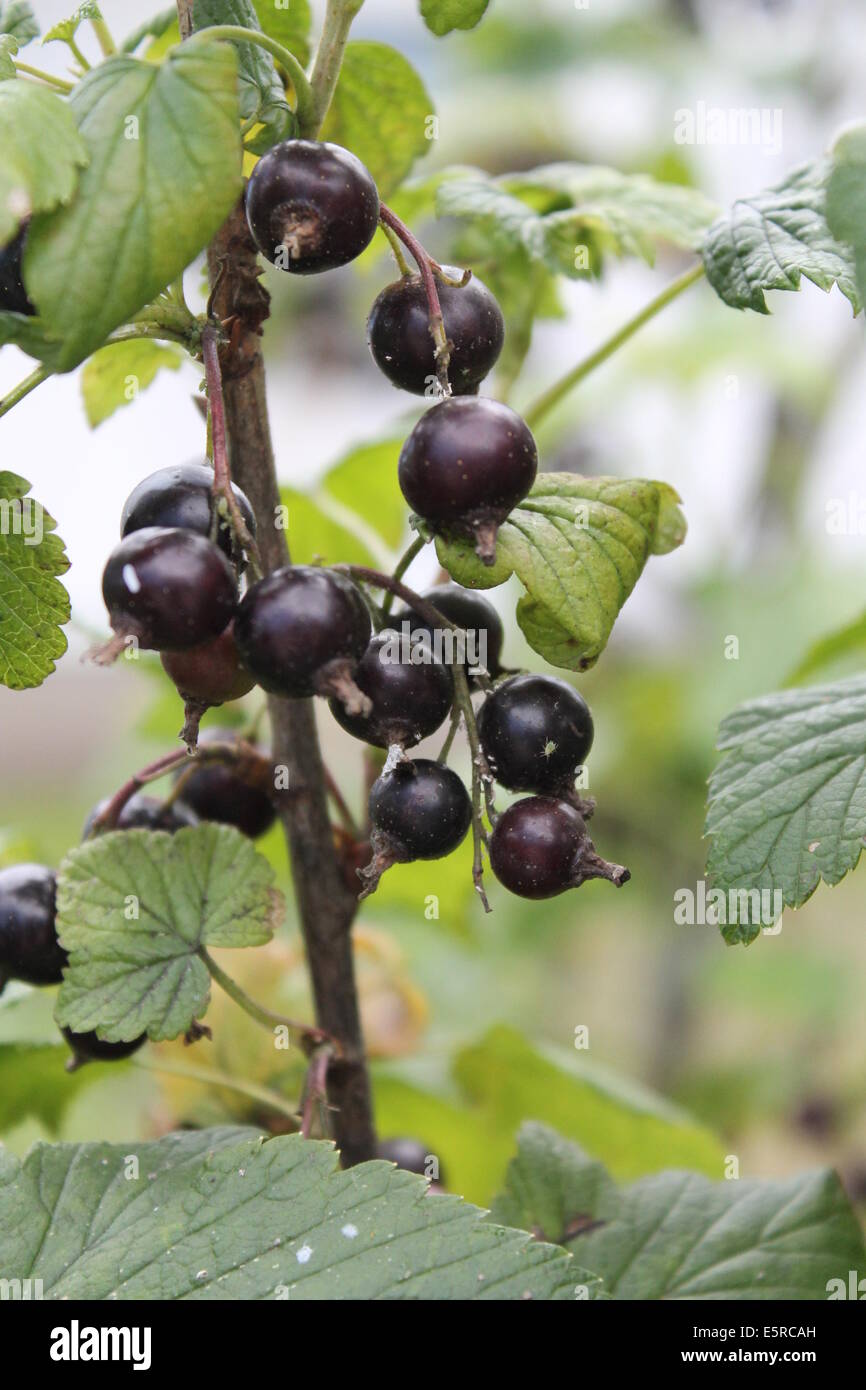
[173,730,277,840]
[478,674,593,794]
[329,632,453,749]
[121,464,256,563]
[361,759,472,897]
[61,1026,146,1071]
[394,583,504,680]
[161,622,256,749]
[245,139,380,274]
[367,269,504,396]
[102,527,238,651]
[489,796,629,899]
[83,793,199,839]
[0,864,66,993]
[0,226,34,316]
[234,565,371,704]
[398,397,537,564]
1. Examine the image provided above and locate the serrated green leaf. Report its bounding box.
[0,471,70,690]
[434,472,686,672]
[194,0,293,153]
[705,675,866,943]
[0,80,88,244]
[24,41,242,372]
[420,0,490,37]
[43,2,101,46]
[0,1128,576,1299]
[494,1123,865,1301]
[702,159,861,315]
[81,337,185,428]
[827,122,866,310]
[787,610,866,686]
[55,825,282,1043]
[0,32,17,76]
[252,0,311,67]
[0,1,38,43]
[320,41,433,197]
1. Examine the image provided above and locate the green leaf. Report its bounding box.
[705,675,866,943]
[787,610,866,686]
[25,41,242,372]
[193,0,293,153]
[826,122,866,309]
[279,437,406,569]
[0,80,88,245]
[0,308,63,363]
[55,825,282,1043]
[81,337,185,428]
[702,159,861,315]
[280,487,393,569]
[494,1123,866,1300]
[120,6,176,53]
[43,2,101,47]
[0,1,38,43]
[0,32,17,76]
[434,472,686,672]
[322,437,406,552]
[420,0,490,37]
[0,1043,98,1131]
[0,471,70,690]
[0,1128,577,1299]
[320,41,433,197]
[252,0,312,66]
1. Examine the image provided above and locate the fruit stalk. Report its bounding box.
[307,0,366,136]
[378,204,452,394]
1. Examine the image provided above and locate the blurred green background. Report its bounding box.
[1,0,865,1212]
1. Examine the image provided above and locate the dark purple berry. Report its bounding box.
[161,621,256,748]
[397,397,537,564]
[61,1026,146,1070]
[121,463,256,563]
[368,269,504,396]
[478,674,593,794]
[0,226,34,316]
[394,583,504,680]
[0,864,66,992]
[83,793,199,839]
[329,632,453,749]
[234,565,371,701]
[245,139,380,274]
[173,730,277,840]
[102,527,238,651]
[360,759,472,897]
[489,796,629,900]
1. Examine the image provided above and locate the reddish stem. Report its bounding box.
[378,203,452,395]
[89,740,255,835]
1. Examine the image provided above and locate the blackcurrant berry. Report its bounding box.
[398,397,537,564]
[161,622,256,749]
[121,464,256,563]
[102,527,238,652]
[234,565,371,704]
[61,1026,146,1071]
[83,793,199,839]
[245,139,380,274]
[478,674,593,794]
[329,632,453,749]
[0,864,66,993]
[173,730,277,840]
[367,269,504,396]
[0,226,34,316]
[361,759,472,897]
[394,583,504,680]
[489,796,629,900]
[378,1137,443,1184]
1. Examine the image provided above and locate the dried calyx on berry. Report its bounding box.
[83,792,199,838]
[367,268,504,397]
[245,139,380,274]
[398,397,538,565]
[359,759,472,898]
[394,583,504,683]
[101,526,238,654]
[235,565,372,712]
[329,632,453,750]
[0,224,34,317]
[161,621,256,750]
[489,796,629,900]
[173,729,277,840]
[61,1026,146,1072]
[121,463,256,566]
[478,673,594,797]
[0,864,66,994]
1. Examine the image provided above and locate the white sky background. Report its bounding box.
[1,0,864,644]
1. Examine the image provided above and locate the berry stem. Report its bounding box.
[306,0,366,136]
[0,365,52,420]
[89,13,117,57]
[88,740,254,834]
[381,534,427,616]
[199,948,334,1050]
[192,24,316,134]
[524,262,705,429]
[301,1043,337,1138]
[378,204,452,396]
[201,322,264,579]
[134,1054,301,1127]
[380,222,413,278]
[13,61,75,91]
